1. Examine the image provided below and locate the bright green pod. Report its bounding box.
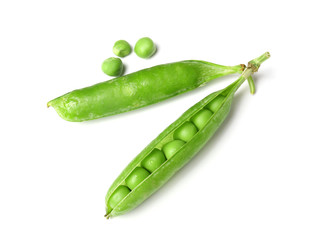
[47,60,245,122]
[105,80,237,218]
[104,52,270,218]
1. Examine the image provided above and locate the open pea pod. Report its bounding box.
[105,52,270,218]
[47,60,245,122]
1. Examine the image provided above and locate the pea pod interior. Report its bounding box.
[105,78,244,218]
[48,61,244,122]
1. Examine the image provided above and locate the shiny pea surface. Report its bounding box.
[190,109,213,130]
[108,185,131,209]
[134,37,156,58]
[113,40,131,57]
[125,167,150,190]
[162,140,186,159]
[206,95,226,112]
[141,149,166,172]
[101,57,123,77]
[173,121,198,142]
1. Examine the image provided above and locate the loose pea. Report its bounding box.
[113,40,131,57]
[173,122,198,142]
[134,37,156,59]
[206,95,226,112]
[141,149,166,172]
[125,167,150,190]
[108,185,131,209]
[162,140,185,159]
[101,57,123,76]
[190,109,213,130]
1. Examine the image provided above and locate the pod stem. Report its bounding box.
[233,52,270,92]
[247,76,256,94]
[248,52,271,72]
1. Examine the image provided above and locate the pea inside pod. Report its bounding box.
[190,109,213,130]
[104,52,270,218]
[141,149,166,172]
[162,140,186,159]
[108,186,131,209]
[173,121,198,142]
[125,167,150,190]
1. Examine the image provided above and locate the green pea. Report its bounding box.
[134,37,156,59]
[108,185,131,209]
[125,167,150,190]
[141,149,166,172]
[190,109,213,130]
[206,95,226,112]
[113,40,131,57]
[101,57,123,76]
[173,121,198,142]
[162,140,185,159]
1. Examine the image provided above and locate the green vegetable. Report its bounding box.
[48,60,245,122]
[113,40,131,57]
[107,186,131,209]
[173,122,198,142]
[190,109,213,130]
[141,149,166,172]
[101,57,123,76]
[162,140,186,159]
[206,95,226,112]
[125,167,150,190]
[104,52,270,218]
[134,37,156,58]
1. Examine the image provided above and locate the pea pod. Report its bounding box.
[105,52,270,218]
[47,60,245,122]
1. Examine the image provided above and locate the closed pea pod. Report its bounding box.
[47,60,245,122]
[105,52,270,218]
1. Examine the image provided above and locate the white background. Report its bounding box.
[1,0,310,239]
